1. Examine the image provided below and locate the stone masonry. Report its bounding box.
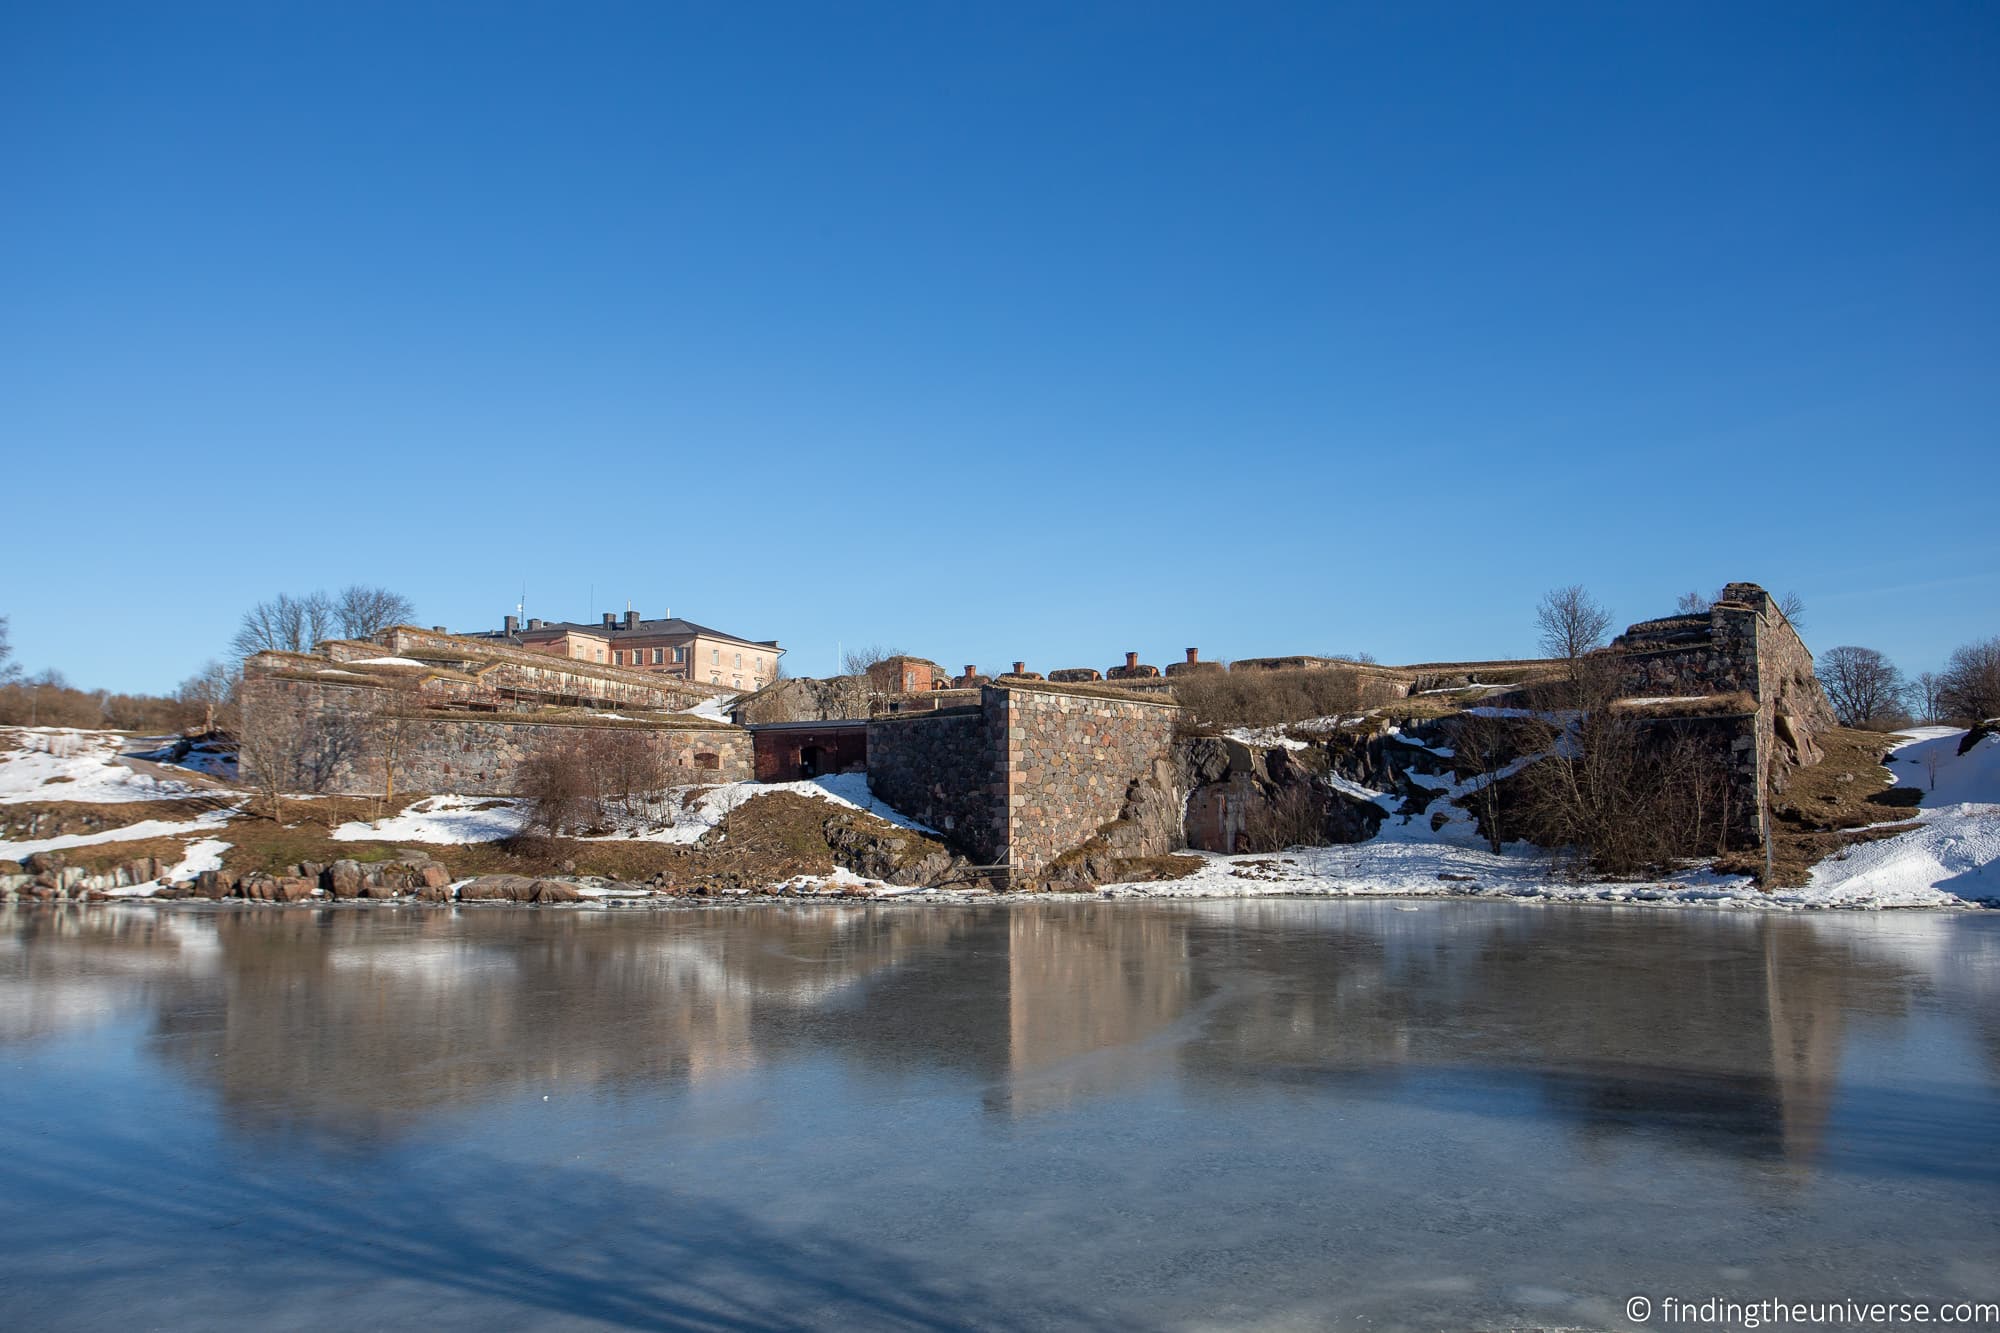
[239,675,750,797]
[996,685,1178,875]
[866,683,1180,883]
[1612,581,1840,840]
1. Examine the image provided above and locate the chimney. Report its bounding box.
[504,615,519,635]
[624,610,639,630]
[528,618,544,630]
[964,664,976,678]
[1125,652,1139,670]
[602,612,616,628]
[1013,661,1026,676]
[1185,647,1199,664]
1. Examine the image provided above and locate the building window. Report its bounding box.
[614,651,624,666]
[652,648,664,665]
[711,648,719,665]
[734,652,742,668]
[673,646,686,663]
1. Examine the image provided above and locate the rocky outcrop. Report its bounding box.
[821,810,959,886]
[1179,736,1392,854]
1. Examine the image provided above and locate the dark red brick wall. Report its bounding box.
[753,727,869,782]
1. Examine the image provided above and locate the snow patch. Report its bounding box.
[331,796,531,844]
[1800,727,2000,906]
[0,809,236,861]
[0,728,209,804]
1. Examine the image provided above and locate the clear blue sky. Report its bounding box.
[3,2,1994,694]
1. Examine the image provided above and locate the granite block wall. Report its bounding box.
[240,676,750,796]
[865,707,1003,861]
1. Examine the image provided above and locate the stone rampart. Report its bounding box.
[240,675,750,796]
[865,707,1002,860]
[992,684,1179,876]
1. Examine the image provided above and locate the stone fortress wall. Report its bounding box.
[239,628,752,797]
[1612,582,1840,834]
[866,683,1180,883]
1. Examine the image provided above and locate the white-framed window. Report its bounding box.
[673,646,686,663]
[652,648,663,665]
[734,652,742,668]
[711,648,719,665]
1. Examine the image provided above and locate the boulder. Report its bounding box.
[23,850,66,875]
[193,870,232,899]
[418,863,452,890]
[530,879,583,903]
[273,877,314,902]
[822,812,957,887]
[458,874,537,901]
[326,860,365,898]
[416,880,453,902]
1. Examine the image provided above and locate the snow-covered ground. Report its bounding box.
[327,773,938,846]
[328,795,530,845]
[0,729,210,804]
[1800,726,1998,907]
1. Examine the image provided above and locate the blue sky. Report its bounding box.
[3,2,1994,693]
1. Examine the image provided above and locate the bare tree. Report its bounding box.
[1535,585,1614,674]
[0,615,17,684]
[1906,671,1946,725]
[174,660,240,733]
[335,585,416,640]
[232,592,338,658]
[1939,636,2000,722]
[1515,713,1737,876]
[236,682,378,820]
[1674,587,1804,629]
[1777,590,1806,629]
[1817,646,1907,729]
[842,644,904,677]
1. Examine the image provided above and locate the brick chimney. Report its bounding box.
[528,618,544,630]
[624,610,639,630]
[504,615,519,635]
[1013,661,1026,676]
[602,612,616,628]
[964,664,976,678]
[1185,648,1199,664]
[1125,652,1139,670]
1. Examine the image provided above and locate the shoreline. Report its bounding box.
[12,877,1991,914]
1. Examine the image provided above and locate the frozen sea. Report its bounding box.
[1,899,1996,1330]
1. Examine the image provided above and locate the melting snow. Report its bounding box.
[0,809,236,861]
[0,728,209,804]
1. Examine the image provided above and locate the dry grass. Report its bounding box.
[15,789,951,894]
[1172,665,1365,730]
[1725,725,1918,887]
